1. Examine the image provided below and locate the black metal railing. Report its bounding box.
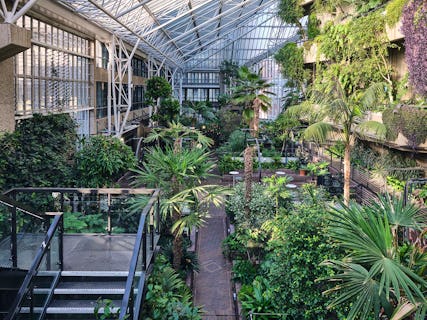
[5,214,63,320]
[119,189,160,320]
[0,194,46,270]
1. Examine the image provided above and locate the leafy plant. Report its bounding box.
[142,255,202,319]
[64,212,106,233]
[226,183,275,231]
[145,76,172,101]
[217,155,244,175]
[277,0,304,35]
[324,195,427,319]
[152,97,180,126]
[284,159,300,171]
[387,175,406,191]
[94,299,123,320]
[401,0,427,96]
[306,161,329,176]
[239,277,278,320]
[0,114,77,191]
[222,232,247,259]
[385,0,409,26]
[232,259,258,285]
[275,42,309,95]
[75,135,136,187]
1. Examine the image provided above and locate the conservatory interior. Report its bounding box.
[0,0,426,319]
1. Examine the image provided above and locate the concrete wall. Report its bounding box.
[0,57,15,133]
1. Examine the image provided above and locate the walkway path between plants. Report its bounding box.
[193,204,236,320]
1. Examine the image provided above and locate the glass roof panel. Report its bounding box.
[57,0,302,71]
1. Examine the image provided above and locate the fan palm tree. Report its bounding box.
[323,195,427,320]
[287,81,386,204]
[133,124,228,270]
[232,66,274,217]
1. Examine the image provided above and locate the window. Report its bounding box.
[14,16,92,117]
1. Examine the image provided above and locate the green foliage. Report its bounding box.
[153,97,180,126]
[350,141,379,170]
[216,109,242,143]
[284,159,300,171]
[232,66,275,127]
[232,259,258,285]
[75,135,136,188]
[324,195,427,319]
[94,298,124,319]
[327,141,345,158]
[219,60,239,85]
[307,12,321,39]
[317,12,393,96]
[387,176,406,191]
[222,232,247,259]
[64,212,106,233]
[216,129,246,156]
[142,255,202,319]
[306,161,329,176]
[145,76,172,101]
[217,155,244,175]
[275,42,309,92]
[278,0,304,34]
[226,183,275,231]
[258,190,342,319]
[0,114,77,190]
[382,105,427,149]
[385,0,408,26]
[239,277,278,319]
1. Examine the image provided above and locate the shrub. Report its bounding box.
[75,135,136,187]
[225,183,275,230]
[0,114,77,190]
[217,155,244,175]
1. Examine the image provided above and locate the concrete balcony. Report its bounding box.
[0,24,31,62]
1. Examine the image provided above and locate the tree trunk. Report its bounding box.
[172,209,183,270]
[343,144,351,205]
[244,146,253,219]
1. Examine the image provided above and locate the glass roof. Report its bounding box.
[58,0,301,71]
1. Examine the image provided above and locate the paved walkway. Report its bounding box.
[193,205,235,320]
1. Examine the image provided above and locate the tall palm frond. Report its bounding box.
[371,194,427,231]
[303,122,334,143]
[144,121,213,147]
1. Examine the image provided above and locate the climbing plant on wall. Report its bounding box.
[401,0,427,96]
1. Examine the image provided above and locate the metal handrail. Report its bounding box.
[0,194,44,220]
[119,189,160,319]
[5,214,63,320]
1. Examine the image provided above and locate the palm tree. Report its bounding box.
[133,124,228,270]
[232,66,274,217]
[323,195,427,320]
[287,81,386,205]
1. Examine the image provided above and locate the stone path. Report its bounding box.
[193,205,236,320]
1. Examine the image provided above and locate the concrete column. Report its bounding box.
[0,56,16,132]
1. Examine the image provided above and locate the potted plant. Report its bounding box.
[306,161,329,184]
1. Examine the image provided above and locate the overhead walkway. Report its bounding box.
[0,188,160,320]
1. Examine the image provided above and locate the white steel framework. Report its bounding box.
[57,0,302,72]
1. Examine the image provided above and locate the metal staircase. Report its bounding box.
[0,188,160,320]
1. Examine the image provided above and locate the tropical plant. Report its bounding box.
[323,194,427,320]
[152,97,180,126]
[401,0,427,96]
[277,0,304,36]
[75,135,136,188]
[181,101,217,128]
[133,123,228,270]
[287,81,387,204]
[142,255,202,319]
[239,277,278,320]
[145,76,173,124]
[262,174,293,214]
[231,66,274,217]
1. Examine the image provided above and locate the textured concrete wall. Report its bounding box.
[0,57,15,133]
